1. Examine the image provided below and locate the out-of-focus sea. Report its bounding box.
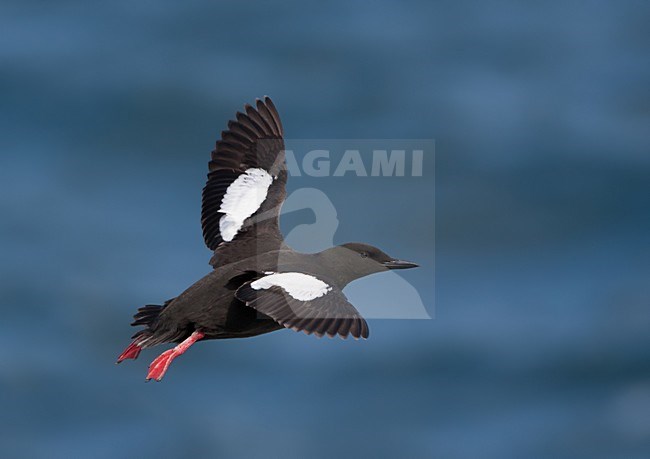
[1,1,649,458]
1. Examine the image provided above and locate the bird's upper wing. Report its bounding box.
[202,97,287,268]
[235,272,369,339]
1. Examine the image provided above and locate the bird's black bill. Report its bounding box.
[383,259,419,270]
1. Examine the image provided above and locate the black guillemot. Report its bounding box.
[117,97,418,381]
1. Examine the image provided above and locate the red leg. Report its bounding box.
[146,331,205,382]
[117,341,141,363]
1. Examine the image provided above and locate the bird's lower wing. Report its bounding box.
[235,272,369,339]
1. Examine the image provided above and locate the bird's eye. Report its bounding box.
[361,252,368,258]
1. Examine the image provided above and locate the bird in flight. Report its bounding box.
[117,97,418,381]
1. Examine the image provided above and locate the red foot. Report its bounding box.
[146,349,176,381]
[145,331,204,382]
[117,341,141,363]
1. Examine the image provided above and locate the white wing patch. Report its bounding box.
[219,168,274,242]
[251,272,332,301]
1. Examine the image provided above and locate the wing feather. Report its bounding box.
[235,274,369,340]
[201,97,287,263]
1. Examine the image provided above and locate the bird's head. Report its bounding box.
[319,242,418,286]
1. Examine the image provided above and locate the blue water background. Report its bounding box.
[1,1,649,458]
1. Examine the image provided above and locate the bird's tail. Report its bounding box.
[116,300,172,364]
[131,304,165,328]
